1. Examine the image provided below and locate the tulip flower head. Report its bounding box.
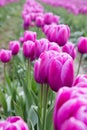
[9,40,20,55]
[23,40,36,61]
[78,37,87,54]
[0,116,29,130]
[62,42,77,59]
[53,86,87,130]
[48,52,74,92]
[0,49,12,63]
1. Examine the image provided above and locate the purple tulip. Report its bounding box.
[62,42,77,59]
[48,42,61,52]
[34,50,59,84]
[9,40,20,55]
[44,12,60,24]
[35,16,44,27]
[23,31,37,42]
[48,52,74,92]
[77,37,87,54]
[23,40,36,61]
[35,38,49,58]
[43,24,70,46]
[0,116,29,130]
[0,49,12,63]
[55,25,70,46]
[53,86,87,130]
[73,74,87,88]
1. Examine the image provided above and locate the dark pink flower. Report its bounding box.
[48,52,74,92]
[34,50,59,84]
[23,40,36,61]
[53,86,87,130]
[23,31,37,42]
[0,49,12,63]
[35,16,44,27]
[62,42,77,59]
[0,116,29,130]
[35,38,49,58]
[77,37,87,54]
[9,40,20,55]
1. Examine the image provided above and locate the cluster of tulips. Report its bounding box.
[0,0,87,130]
[0,0,19,7]
[41,0,87,15]
[22,0,60,30]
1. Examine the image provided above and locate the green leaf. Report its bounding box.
[0,90,7,113]
[14,101,24,118]
[46,105,54,130]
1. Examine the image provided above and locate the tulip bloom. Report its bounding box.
[77,37,87,54]
[48,52,74,92]
[9,40,20,55]
[35,38,49,58]
[0,49,12,63]
[34,50,59,84]
[35,16,44,27]
[73,74,87,88]
[53,86,87,130]
[62,42,77,59]
[23,31,37,42]
[0,116,29,130]
[23,40,36,61]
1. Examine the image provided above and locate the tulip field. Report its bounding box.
[0,0,87,130]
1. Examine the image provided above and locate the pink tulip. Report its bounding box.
[55,25,70,46]
[53,86,87,130]
[48,52,74,92]
[0,116,29,130]
[35,16,44,27]
[48,42,61,52]
[23,40,36,61]
[35,38,49,58]
[0,49,12,63]
[77,37,87,54]
[73,74,87,88]
[34,50,59,84]
[62,42,77,59]
[23,31,37,42]
[9,40,20,55]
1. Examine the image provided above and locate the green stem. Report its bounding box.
[40,84,44,129]
[4,63,6,88]
[42,84,49,130]
[27,59,31,91]
[77,54,83,76]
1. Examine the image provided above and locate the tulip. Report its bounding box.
[48,52,74,92]
[23,31,37,42]
[0,116,29,130]
[55,25,70,46]
[73,74,87,88]
[35,16,44,27]
[62,42,77,59]
[48,42,61,52]
[35,38,49,58]
[77,37,87,54]
[23,40,36,61]
[0,49,12,63]
[34,50,59,84]
[53,86,87,130]
[9,40,20,55]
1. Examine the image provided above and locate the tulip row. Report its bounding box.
[41,0,87,15]
[22,0,60,30]
[0,0,87,130]
[0,0,19,7]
